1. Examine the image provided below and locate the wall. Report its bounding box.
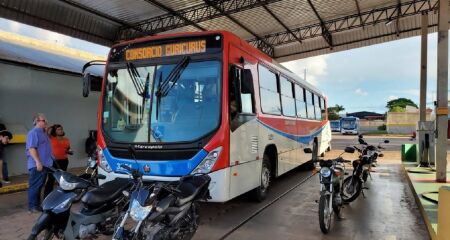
[386,112,433,134]
[0,62,100,176]
[359,119,385,132]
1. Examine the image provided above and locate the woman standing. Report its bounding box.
[43,124,72,197]
[49,124,72,171]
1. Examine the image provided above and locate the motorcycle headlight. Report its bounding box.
[98,148,112,173]
[192,147,222,174]
[320,167,331,178]
[129,199,153,222]
[59,175,77,191]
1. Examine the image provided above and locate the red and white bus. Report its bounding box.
[89,31,331,202]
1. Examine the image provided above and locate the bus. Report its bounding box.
[83,31,331,202]
[330,120,341,132]
[340,117,359,135]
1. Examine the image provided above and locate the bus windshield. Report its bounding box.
[341,119,356,129]
[330,121,340,128]
[102,60,221,143]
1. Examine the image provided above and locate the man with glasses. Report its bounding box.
[26,113,53,213]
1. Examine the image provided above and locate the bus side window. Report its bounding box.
[241,69,255,114]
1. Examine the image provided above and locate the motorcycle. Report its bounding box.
[315,147,353,234]
[341,136,389,203]
[28,159,133,240]
[113,164,211,240]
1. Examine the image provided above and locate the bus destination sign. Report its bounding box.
[125,40,206,61]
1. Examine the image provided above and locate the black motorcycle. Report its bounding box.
[341,136,389,203]
[315,147,353,234]
[28,162,132,240]
[113,164,211,240]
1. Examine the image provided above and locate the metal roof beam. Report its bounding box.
[354,0,364,29]
[118,0,283,40]
[396,0,402,36]
[260,2,303,45]
[307,0,333,47]
[144,0,207,33]
[203,0,274,56]
[249,0,437,50]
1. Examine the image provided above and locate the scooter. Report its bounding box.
[28,160,133,240]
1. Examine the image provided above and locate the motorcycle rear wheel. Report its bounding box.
[341,176,362,203]
[318,194,332,234]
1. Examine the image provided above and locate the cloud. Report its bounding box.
[355,88,368,96]
[388,95,399,101]
[281,55,329,86]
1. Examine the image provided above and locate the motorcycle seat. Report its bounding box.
[175,175,210,206]
[82,178,131,208]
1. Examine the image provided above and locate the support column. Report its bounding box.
[418,13,428,165]
[436,0,448,182]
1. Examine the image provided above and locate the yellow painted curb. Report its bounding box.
[402,165,436,240]
[437,186,450,240]
[0,183,29,195]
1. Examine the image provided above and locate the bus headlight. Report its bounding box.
[192,147,222,174]
[98,149,112,173]
[320,167,331,178]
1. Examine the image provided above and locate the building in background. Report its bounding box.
[0,31,105,175]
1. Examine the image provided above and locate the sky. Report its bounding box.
[282,33,441,114]
[0,17,444,114]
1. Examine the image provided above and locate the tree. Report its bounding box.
[327,104,345,120]
[327,104,345,114]
[386,98,418,112]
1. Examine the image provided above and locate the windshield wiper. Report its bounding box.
[156,56,190,98]
[126,62,145,96]
[155,56,190,120]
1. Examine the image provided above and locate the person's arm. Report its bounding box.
[29,148,43,171]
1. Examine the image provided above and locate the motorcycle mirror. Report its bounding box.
[97,174,107,180]
[304,148,313,154]
[384,140,390,144]
[344,147,355,153]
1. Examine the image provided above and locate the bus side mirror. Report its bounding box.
[241,69,254,94]
[304,148,312,153]
[83,73,92,97]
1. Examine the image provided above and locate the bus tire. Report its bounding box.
[253,155,271,202]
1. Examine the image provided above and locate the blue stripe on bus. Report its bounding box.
[257,120,324,145]
[103,148,208,177]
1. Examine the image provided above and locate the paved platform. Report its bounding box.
[219,161,428,240]
[403,163,450,240]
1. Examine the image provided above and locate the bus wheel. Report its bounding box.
[253,155,271,202]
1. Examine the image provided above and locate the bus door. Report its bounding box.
[228,45,259,198]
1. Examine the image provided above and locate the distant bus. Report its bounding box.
[85,30,331,202]
[340,117,359,135]
[330,120,341,132]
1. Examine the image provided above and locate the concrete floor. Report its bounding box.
[221,163,428,240]
[0,135,430,240]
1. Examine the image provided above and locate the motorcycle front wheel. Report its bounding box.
[318,194,332,234]
[341,176,362,203]
[27,227,55,240]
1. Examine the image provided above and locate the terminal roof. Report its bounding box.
[0,0,442,62]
